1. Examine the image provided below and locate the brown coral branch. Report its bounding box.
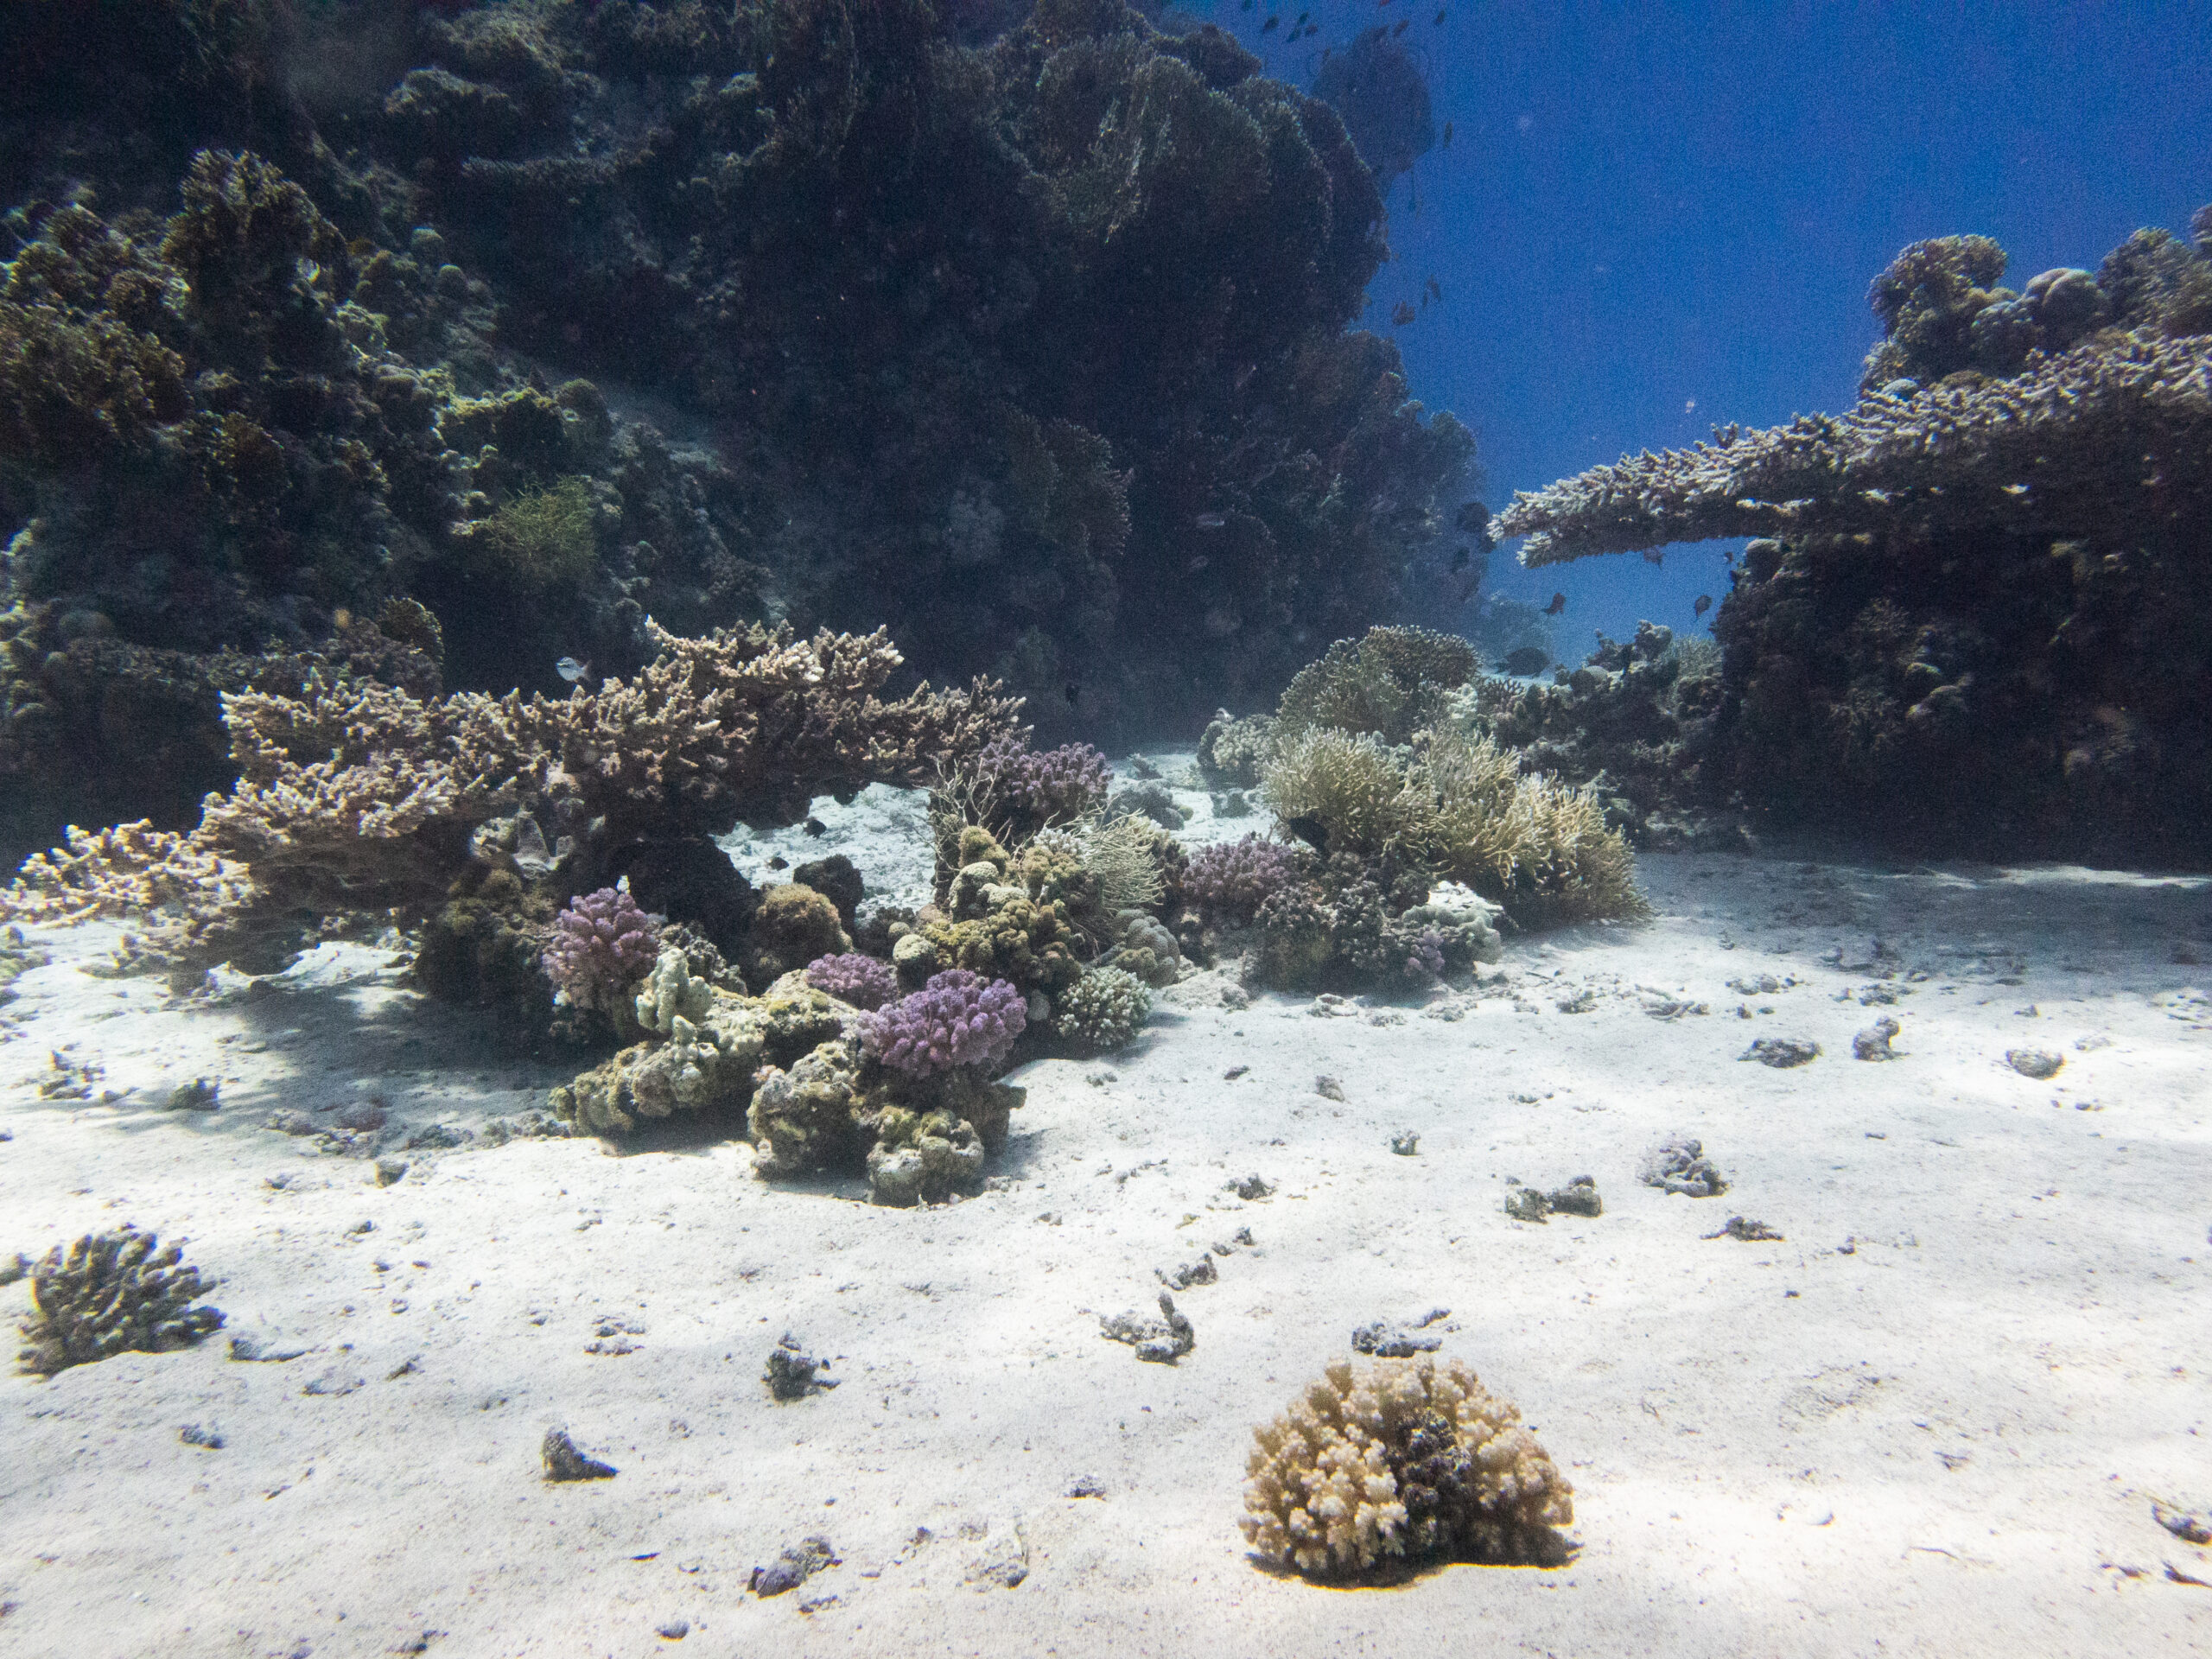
[1495,331,2212,565]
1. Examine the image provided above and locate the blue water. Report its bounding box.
[1210,0,2212,645]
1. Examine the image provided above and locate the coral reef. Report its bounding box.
[1053,965,1154,1054]
[1,0,1473,802]
[3,620,1016,991]
[17,1226,225,1376]
[1274,626,1478,747]
[1492,215,2212,859]
[1240,1357,1573,1579]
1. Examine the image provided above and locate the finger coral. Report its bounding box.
[804,951,899,1011]
[1052,965,1153,1054]
[1185,834,1303,923]
[542,884,664,1017]
[1240,1357,1573,1580]
[17,1226,226,1376]
[858,969,1027,1077]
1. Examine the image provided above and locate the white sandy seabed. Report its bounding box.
[1,760,2209,1659]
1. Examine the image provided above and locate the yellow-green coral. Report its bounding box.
[1262,725,1648,925]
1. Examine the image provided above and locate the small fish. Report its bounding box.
[1393,16,1409,34]
[1441,120,1453,148]
[1065,683,1081,707]
[766,855,788,870]
[1295,9,1309,22]
[1544,592,1567,617]
[1195,512,1227,530]
[554,656,590,683]
[1434,6,1447,21]
[1694,594,1713,618]
[1500,645,1552,677]
[1262,14,1279,29]
[1390,299,1417,326]
[1425,275,1443,303]
[1284,814,1331,855]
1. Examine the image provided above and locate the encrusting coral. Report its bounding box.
[1240,1356,1573,1580]
[17,1226,226,1376]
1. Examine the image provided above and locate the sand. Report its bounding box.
[2,763,2209,1657]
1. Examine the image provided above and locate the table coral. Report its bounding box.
[1240,1357,1573,1580]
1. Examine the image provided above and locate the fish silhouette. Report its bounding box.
[1262,14,1279,29]
[1390,299,1417,326]
[1442,121,1453,148]
[1500,645,1551,677]
[1393,17,1409,34]
[1694,594,1713,618]
[555,656,590,683]
[1544,592,1567,616]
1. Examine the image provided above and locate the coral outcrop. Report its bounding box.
[1,0,1471,813]
[1240,1357,1573,1579]
[1492,213,2212,859]
[17,1226,225,1376]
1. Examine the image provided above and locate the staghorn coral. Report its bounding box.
[1053,963,1153,1053]
[541,884,663,1019]
[858,969,1027,1077]
[17,1226,225,1376]
[1240,1356,1572,1580]
[804,951,898,1011]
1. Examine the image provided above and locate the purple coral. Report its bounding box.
[858,969,1027,1076]
[804,951,899,1011]
[542,885,663,1013]
[968,736,1110,831]
[1185,835,1302,923]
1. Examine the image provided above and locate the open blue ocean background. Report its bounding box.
[1205,0,2212,652]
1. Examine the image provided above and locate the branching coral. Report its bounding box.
[1053,963,1153,1053]
[1240,1356,1573,1580]
[858,969,1027,1077]
[1185,833,1303,923]
[804,951,898,1010]
[542,884,663,1017]
[1497,330,2212,566]
[2,620,1017,976]
[17,1226,226,1376]
[1274,626,1478,746]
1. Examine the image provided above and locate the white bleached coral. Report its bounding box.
[1240,1356,1572,1579]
